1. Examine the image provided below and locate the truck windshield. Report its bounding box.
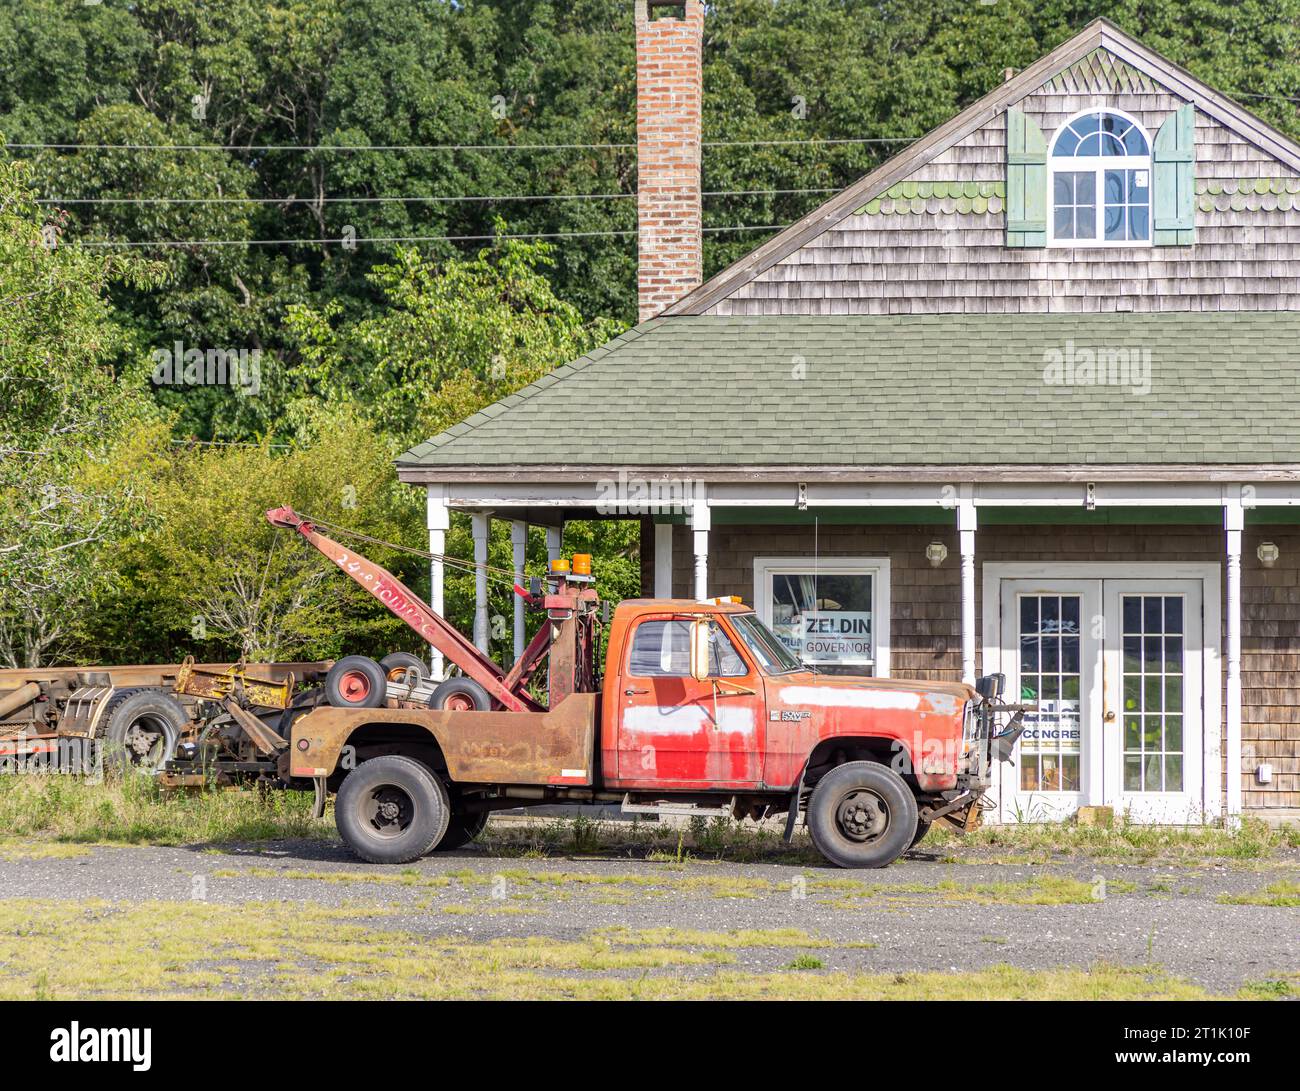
[730,613,804,674]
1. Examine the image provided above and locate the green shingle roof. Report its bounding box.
[398,312,1300,469]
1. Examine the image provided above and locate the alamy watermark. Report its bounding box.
[596,469,700,516]
[1042,340,1152,396]
[151,341,262,396]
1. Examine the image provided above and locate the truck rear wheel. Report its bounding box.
[806,760,917,869]
[435,810,488,851]
[335,755,450,864]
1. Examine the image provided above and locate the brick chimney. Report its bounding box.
[635,0,703,322]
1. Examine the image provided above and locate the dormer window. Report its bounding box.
[1049,109,1152,246]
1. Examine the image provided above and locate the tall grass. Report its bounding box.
[0,774,333,846]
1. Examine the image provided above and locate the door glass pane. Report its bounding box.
[1120,594,1185,792]
[1018,594,1082,792]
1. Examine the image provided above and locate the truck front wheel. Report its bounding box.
[806,761,918,869]
[335,755,450,864]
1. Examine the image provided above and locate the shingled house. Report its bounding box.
[399,11,1300,826]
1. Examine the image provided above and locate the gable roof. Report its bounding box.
[663,17,1300,317]
[397,311,1300,478]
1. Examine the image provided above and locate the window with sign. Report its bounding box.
[1048,109,1152,246]
[752,557,891,676]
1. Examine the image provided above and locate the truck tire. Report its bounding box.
[325,656,388,710]
[336,755,450,864]
[435,810,488,851]
[380,652,429,684]
[806,760,918,869]
[101,689,185,775]
[428,677,491,712]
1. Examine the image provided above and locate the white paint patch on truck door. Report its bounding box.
[621,704,756,735]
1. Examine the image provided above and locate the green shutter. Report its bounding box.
[1006,108,1047,247]
[1153,105,1196,245]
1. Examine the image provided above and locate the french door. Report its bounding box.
[997,576,1205,823]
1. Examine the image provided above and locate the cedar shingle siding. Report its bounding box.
[663,522,1300,810]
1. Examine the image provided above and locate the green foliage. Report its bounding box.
[0,152,164,666]
[285,234,622,444]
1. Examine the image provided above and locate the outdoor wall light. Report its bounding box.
[1257,541,1280,568]
[925,541,948,568]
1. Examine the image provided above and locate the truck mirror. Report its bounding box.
[688,620,711,682]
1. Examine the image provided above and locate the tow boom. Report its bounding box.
[265,506,541,712]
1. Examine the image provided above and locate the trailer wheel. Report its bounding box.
[101,689,185,775]
[428,677,491,712]
[380,652,429,684]
[336,755,450,864]
[805,761,917,869]
[435,810,488,851]
[324,656,388,709]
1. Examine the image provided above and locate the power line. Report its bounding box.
[6,136,915,153]
[36,186,838,206]
[74,223,791,248]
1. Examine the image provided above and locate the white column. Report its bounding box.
[691,482,709,600]
[959,494,977,686]
[511,520,527,663]
[471,512,491,655]
[654,522,674,598]
[545,525,563,568]
[426,487,450,679]
[1224,495,1244,822]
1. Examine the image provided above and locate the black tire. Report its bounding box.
[324,656,388,710]
[435,810,489,851]
[805,760,918,869]
[100,689,186,774]
[428,677,491,712]
[380,652,429,684]
[909,818,932,849]
[335,755,450,864]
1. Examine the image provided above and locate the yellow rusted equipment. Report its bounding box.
[174,657,294,710]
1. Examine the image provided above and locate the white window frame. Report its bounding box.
[1047,107,1153,249]
[752,555,891,676]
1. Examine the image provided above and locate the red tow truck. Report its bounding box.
[174,508,1022,869]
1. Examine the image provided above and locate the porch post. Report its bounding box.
[471,512,491,655]
[654,521,674,597]
[545,525,563,567]
[511,520,528,663]
[691,482,709,600]
[1224,495,1244,821]
[426,486,450,679]
[959,494,977,686]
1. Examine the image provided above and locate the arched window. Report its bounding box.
[1049,109,1152,245]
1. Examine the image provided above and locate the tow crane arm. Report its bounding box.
[265,506,542,713]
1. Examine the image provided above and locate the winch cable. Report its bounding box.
[289,513,533,590]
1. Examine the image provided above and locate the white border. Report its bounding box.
[981,562,1223,824]
[752,555,891,677]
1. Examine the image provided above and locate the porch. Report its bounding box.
[412,476,1300,824]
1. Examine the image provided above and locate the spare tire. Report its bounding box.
[101,689,186,774]
[380,652,429,684]
[325,656,388,710]
[428,677,491,712]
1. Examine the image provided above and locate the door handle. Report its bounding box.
[1103,710,1116,722]
[624,688,648,696]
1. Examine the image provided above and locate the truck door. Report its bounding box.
[615,614,764,788]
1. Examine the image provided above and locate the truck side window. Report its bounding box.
[629,620,747,678]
